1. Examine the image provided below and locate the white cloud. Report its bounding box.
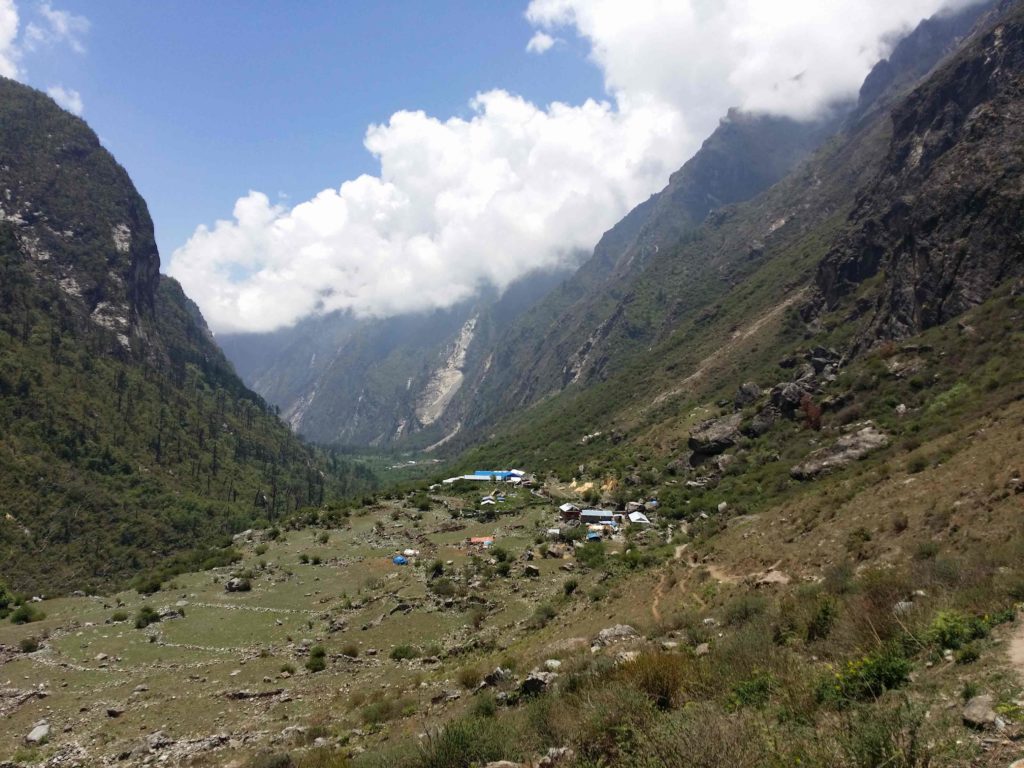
[169,90,684,334]
[23,1,88,53]
[46,83,81,114]
[171,0,976,335]
[526,30,557,54]
[0,0,19,78]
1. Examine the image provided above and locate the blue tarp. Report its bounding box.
[392,555,408,565]
[586,532,602,541]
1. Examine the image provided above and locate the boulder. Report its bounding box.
[688,413,743,456]
[225,577,251,593]
[523,565,541,578]
[25,721,49,745]
[594,624,640,647]
[734,381,762,409]
[520,671,558,697]
[773,382,807,414]
[791,425,889,479]
[962,694,1004,730]
[743,406,779,437]
[694,643,711,657]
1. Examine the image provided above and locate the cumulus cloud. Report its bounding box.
[171,0,974,335]
[170,90,684,334]
[526,30,557,54]
[46,83,81,114]
[0,0,19,78]
[23,1,88,53]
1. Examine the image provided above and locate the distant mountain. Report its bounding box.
[0,77,375,594]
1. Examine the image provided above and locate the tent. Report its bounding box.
[628,511,652,525]
[392,555,408,565]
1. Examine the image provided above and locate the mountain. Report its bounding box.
[219,266,576,448]
[0,77,376,595]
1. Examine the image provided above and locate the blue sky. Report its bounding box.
[3,0,965,334]
[13,1,602,258]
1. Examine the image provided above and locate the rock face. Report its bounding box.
[688,413,743,456]
[791,425,889,479]
[809,2,1024,346]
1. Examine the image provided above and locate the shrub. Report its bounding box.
[724,594,766,626]
[456,665,482,690]
[9,604,43,625]
[491,546,510,563]
[311,556,322,566]
[254,544,268,556]
[820,647,911,703]
[495,562,511,577]
[620,652,690,709]
[526,602,557,630]
[429,578,456,597]
[806,598,839,643]
[418,716,521,768]
[928,610,986,650]
[280,663,296,674]
[299,554,310,564]
[913,541,939,560]
[576,541,605,569]
[134,575,163,595]
[134,605,160,629]
[19,636,40,653]
[306,645,327,672]
[110,610,129,623]
[340,642,359,658]
[248,753,295,768]
[728,670,778,711]
[428,560,445,579]
[317,532,329,544]
[390,644,419,661]
[563,578,579,596]
[471,691,497,718]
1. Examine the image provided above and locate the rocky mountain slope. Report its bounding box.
[0,77,375,594]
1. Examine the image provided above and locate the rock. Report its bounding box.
[224,689,283,700]
[523,565,541,578]
[743,405,779,437]
[963,694,1004,730]
[106,707,124,717]
[754,570,790,587]
[539,747,576,766]
[328,617,348,633]
[694,643,711,657]
[734,381,762,408]
[717,502,728,513]
[893,601,914,615]
[791,425,889,479]
[430,689,461,704]
[484,762,520,768]
[147,730,174,750]
[543,659,562,672]
[661,641,679,651]
[225,577,251,593]
[25,721,49,745]
[133,684,149,693]
[688,413,743,456]
[478,667,510,689]
[594,624,640,647]
[775,382,807,413]
[616,650,640,664]
[520,671,558,697]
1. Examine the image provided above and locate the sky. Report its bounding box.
[0,0,981,335]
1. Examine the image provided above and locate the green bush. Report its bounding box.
[418,716,522,768]
[134,605,160,629]
[806,598,839,642]
[526,602,557,630]
[576,541,605,568]
[390,644,419,661]
[19,636,40,653]
[306,645,327,673]
[928,610,986,650]
[110,610,129,622]
[728,671,777,711]
[820,647,911,703]
[10,604,45,624]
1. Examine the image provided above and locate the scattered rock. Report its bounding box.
[594,624,640,647]
[689,413,743,456]
[791,424,889,479]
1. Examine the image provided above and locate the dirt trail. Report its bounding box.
[1008,614,1024,682]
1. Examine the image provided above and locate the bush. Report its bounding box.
[928,610,986,650]
[418,716,522,768]
[821,647,911,703]
[19,636,40,653]
[340,642,359,658]
[724,594,766,626]
[311,556,322,566]
[254,544,268,556]
[280,663,296,674]
[526,602,557,630]
[576,541,605,568]
[563,578,578,596]
[110,610,129,623]
[317,532,329,544]
[620,652,690,709]
[806,598,839,643]
[306,645,327,672]
[135,605,160,629]
[10,604,45,625]
[728,671,777,711]
[299,554,310,564]
[248,753,295,768]
[456,665,482,690]
[390,644,419,661]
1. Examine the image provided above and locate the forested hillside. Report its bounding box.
[0,77,376,595]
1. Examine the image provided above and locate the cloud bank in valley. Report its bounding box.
[170,0,979,335]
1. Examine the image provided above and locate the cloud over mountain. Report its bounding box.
[170,0,978,335]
